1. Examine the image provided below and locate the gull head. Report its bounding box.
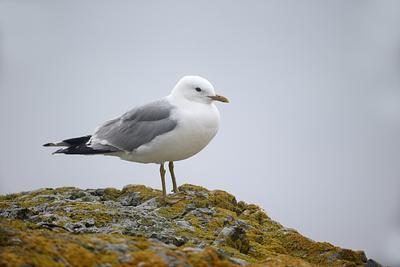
[170,75,229,104]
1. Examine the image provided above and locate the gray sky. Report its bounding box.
[1,0,400,265]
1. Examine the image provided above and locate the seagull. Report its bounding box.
[44,76,229,196]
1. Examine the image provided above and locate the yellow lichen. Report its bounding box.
[178,184,208,192]
[102,187,122,200]
[157,198,188,218]
[122,251,167,267]
[186,247,238,267]
[0,184,370,267]
[209,190,242,214]
[121,184,161,201]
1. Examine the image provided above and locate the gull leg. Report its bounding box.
[160,163,167,197]
[169,161,179,193]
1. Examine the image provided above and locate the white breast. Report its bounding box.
[120,99,220,164]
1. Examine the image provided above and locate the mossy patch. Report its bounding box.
[157,199,188,219]
[0,184,372,267]
[209,190,240,213]
[121,184,161,201]
[178,184,208,192]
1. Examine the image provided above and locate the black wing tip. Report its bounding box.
[43,135,92,148]
[63,135,92,146]
[52,149,65,155]
[43,135,114,155]
[51,146,114,155]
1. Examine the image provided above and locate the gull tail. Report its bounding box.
[43,135,115,155]
[43,135,92,147]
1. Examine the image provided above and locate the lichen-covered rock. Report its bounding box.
[0,184,378,266]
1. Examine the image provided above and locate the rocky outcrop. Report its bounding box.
[0,184,380,266]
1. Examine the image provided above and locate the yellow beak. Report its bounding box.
[208,94,229,103]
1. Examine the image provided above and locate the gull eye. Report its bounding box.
[195,87,202,92]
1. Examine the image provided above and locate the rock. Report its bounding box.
[119,192,141,206]
[6,208,38,220]
[68,191,86,200]
[230,257,248,266]
[135,197,159,210]
[365,259,383,267]
[104,243,129,253]
[175,220,195,232]
[0,183,380,266]
[214,221,250,254]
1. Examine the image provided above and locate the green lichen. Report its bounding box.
[55,202,113,227]
[0,193,19,201]
[178,184,208,192]
[157,198,188,218]
[0,184,372,267]
[121,184,161,201]
[102,187,122,200]
[209,189,241,214]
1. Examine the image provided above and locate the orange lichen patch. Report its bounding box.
[185,247,238,267]
[0,201,10,209]
[121,251,167,267]
[130,237,151,250]
[1,229,69,267]
[261,254,319,267]
[0,219,123,267]
[0,184,371,267]
[56,242,100,267]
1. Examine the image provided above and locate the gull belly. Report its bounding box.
[119,101,220,164]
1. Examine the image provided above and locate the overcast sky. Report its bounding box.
[1,1,400,265]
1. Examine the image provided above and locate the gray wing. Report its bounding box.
[91,99,177,152]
